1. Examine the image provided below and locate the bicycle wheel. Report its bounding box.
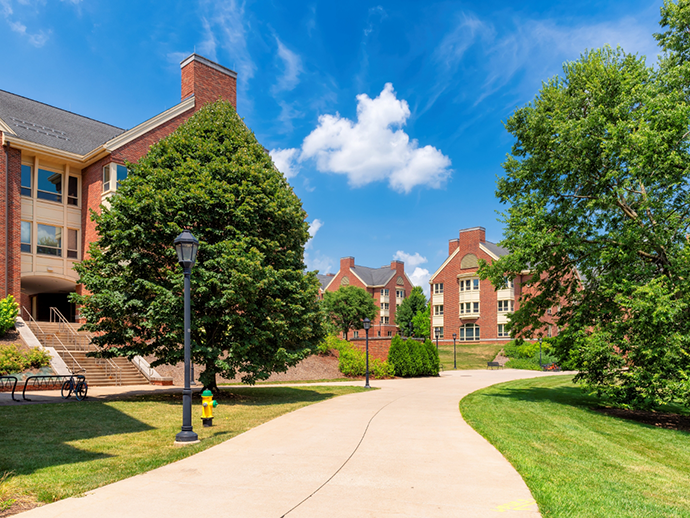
[75,381,88,401]
[61,380,73,399]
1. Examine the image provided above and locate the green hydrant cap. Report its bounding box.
[201,389,213,397]
[213,400,218,407]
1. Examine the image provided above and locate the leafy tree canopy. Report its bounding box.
[73,101,325,389]
[480,2,690,409]
[395,286,427,336]
[411,301,431,339]
[322,285,378,340]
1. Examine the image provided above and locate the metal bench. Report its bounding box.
[487,361,502,370]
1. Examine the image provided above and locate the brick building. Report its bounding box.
[428,226,560,345]
[323,257,414,338]
[0,54,237,321]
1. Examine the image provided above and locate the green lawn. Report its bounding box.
[460,375,690,517]
[438,342,502,370]
[0,385,366,514]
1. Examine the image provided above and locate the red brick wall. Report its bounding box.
[0,143,21,301]
[181,59,237,108]
[349,336,393,361]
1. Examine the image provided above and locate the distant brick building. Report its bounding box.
[323,257,414,338]
[0,54,237,321]
[429,227,560,345]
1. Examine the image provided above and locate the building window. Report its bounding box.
[116,165,128,188]
[396,289,405,298]
[353,331,359,338]
[501,277,514,289]
[547,326,552,338]
[498,300,514,312]
[103,165,111,192]
[460,278,480,291]
[37,169,62,203]
[67,176,78,206]
[473,278,479,290]
[498,324,509,337]
[381,302,389,310]
[387,331,392,337]
[380,316,389,324]
[434,305,444,316]
[21,222,31,253]
[460,302,470,314]
[433,283,444,294]
[377,331,381,337]
[381,288,389,296]
[21,165,32,197]
[37,224,61,256]
[459,323,480,341]
[434,327,444,339]
[473,302,479,313]
[67,229,78,259]
[547,308,552,315]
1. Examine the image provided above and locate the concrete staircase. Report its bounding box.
[27,321,148,387]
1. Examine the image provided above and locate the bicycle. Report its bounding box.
[61,375,88,401]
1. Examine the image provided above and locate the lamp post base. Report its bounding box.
[174,430,199,446]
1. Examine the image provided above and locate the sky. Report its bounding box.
[0,0,665,295]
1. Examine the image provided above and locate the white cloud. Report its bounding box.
[274,37,302,92]
[393,250,428,269]
[198,17,218,61]
[269,147,300,179]
[305,251,334,274]
[1,0,49,47]
[300,83,452,193]
[409,267,431,297]
[305,219,323,249]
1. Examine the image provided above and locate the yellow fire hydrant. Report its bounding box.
[201,389,218,427]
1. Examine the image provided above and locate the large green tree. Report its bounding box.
[322,286,378,340]
[480,2,690,409]
[395,286,427,337]
[73,101,325,390]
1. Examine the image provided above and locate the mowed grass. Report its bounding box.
[0,385,366,513]
[460,375,690,517]
[438,342,502,370]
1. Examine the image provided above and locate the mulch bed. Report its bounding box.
[0,331,22,347]
[594,407,690,433]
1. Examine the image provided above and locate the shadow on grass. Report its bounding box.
[130,387,340,407]
[0,402,153,476]
[480,383,596,408]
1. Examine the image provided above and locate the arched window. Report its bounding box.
[460,253,478,269]
[459,323,480,341]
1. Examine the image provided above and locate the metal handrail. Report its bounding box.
[21,306,46,341]
[48,335,85,375]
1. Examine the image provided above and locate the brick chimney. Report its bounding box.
[180,54,237,109]
[458,227,485,250]
[340,257,355,272]
[448,238,459,255]
[390,260,404,273]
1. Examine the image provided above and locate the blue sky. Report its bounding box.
[1,0,664,295]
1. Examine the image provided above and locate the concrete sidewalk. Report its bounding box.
[17,370,555,517]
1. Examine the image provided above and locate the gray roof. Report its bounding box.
[350,265,396,287]
[315,274,334,291]
[0,89,124,155]
[482,241,510,258]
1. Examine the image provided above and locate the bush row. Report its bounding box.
[387,335,439,377]
[0,295,18,336]
[503,339,558,370]
[321,335,394,378]
[0,344,52,375]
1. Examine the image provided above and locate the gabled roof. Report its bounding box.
[480,241,510,259]
[350,265,396,287]
[315,274,334,292]
[0,89,124,155]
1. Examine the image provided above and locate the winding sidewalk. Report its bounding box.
[19,370,556,517]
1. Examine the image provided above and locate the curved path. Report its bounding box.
[20,370,556,518]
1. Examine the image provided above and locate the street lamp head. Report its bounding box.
[452,333,456,340]
[362,317,371,330]
[435,328,440,339]
[174,230,199,270]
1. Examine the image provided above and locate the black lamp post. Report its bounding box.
[363,317,371,389]
[174,229,199,445]
[539,337,543,370]
[435,327,440,354]
[408,321,413,339]
[452,333,457,370]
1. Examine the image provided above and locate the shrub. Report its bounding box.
[25,347,52,369]
[0,295,18,336]
[0,345,28,375]
[503,339,558,370]
[387,336,439,377]
[318,334,394,378]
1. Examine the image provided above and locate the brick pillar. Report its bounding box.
[1,143,21,301]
